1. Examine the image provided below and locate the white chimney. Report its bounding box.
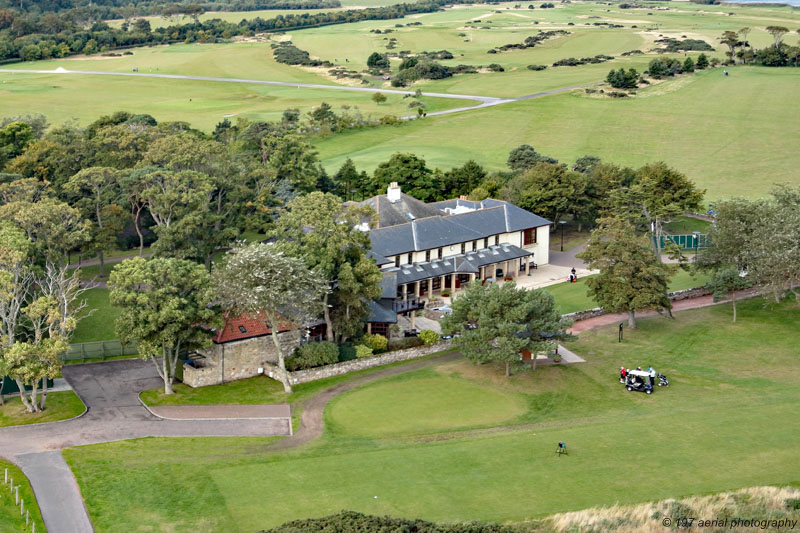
[387,182,401,203]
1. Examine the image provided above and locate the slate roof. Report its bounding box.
[367,299,398,324]
[369,201,551,258]
[360,192,444,228]
[383,244,532,285]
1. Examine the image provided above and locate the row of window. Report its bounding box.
[393,235,507,267]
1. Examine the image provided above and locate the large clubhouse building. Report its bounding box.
[361,183,552,335]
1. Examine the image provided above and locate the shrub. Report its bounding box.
[419,329,440,345]
[355,344,374,358]
[527,64,547,70]
[338,343,356,361]
[265,510,518,532]
[441,291,451,297]
[287,341,339,371]
[606,68,639,88]
[487,63,504,72]
[388,337,424,351]
[362,333,388,352]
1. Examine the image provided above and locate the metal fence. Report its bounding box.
[654,234,710,250]
[62,340,138,363]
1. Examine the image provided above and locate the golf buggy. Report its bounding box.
[623,369,653,394]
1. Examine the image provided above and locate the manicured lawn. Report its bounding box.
[545,268,711,314]
[0,460,46,533]
[0,391,85,427]
[326,368,526,437]
[70,289,120,344]
[66,297,800,531]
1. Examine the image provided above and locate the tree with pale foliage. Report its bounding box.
[441,281,569,376]
[0,198,90,263]
[212,243,328,393]
[0,222,85,412]
[109,257,219,394]
[578,217,677,328]
[274,192,381,343]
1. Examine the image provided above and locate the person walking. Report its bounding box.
[648,366,656,388]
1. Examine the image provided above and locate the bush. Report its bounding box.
[606,68,639,89]
[338,343,356,362]
[419,329,439,345]
[362,333,388,352]
[388,337,424,351]
[527,64,547,70]
[487,63,504,72]
[264,510,518,532]
[355,344,374,358]
[287,341,339,371]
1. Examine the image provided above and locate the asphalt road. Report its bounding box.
[0,359,292,533]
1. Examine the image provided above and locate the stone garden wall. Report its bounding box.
[287,342,449,385]
[560,286,711,324]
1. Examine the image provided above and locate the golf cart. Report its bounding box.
[624,369,653,394]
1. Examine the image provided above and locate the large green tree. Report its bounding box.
[212,243,328,393]
[64,167,129,276]
[274,192,381,343]
[371,152,438,202]
[499,161,585,226]
[577,217,677,328]
[441,281,569,376]
[109,257,218,394]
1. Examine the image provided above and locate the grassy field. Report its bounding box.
[65,296,800,531]
[70,289,120,344]
[0,391,85,427]
[545,268,712,314]
[0,460,46,533]
[316,66,800,199]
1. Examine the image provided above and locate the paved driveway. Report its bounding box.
[0,358,291,533]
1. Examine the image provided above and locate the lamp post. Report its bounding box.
[558,220,567,252]
[692,231,701,262]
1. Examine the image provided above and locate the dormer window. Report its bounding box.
[472,240,477,251]
[395,256,400,268]
[494,235,500,246]
[407,252,413,265]
[438,247,443,259]
[461,243,466,254]
[425,250,431,262]
[483,238,488,249]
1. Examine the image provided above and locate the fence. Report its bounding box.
[654,233,709,250]
[62,340,138,363]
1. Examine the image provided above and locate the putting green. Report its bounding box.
[326,369,527,437]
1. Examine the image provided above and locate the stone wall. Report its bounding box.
[561,286,711,324]
[287,342,449,385]
[182,331,300,388]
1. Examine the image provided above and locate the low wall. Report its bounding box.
[561,286,711,324]
[288,342,449,385]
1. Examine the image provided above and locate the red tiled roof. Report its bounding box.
[211,311,294,344]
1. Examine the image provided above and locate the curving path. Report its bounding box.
[0,359,292,533]
[0,68,591,119]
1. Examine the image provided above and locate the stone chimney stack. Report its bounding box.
[387,182,401,203]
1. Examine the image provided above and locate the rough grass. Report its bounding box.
[0,391,85,427]
[0,460,46,533]
[66,297,800,531]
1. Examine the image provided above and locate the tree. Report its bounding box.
[371,92,387,105]
[499,162,585,226]
[332,158,360,200]
[606,68,639,89]
[366,52,390,69]
[259,132,320,193]
[683,56,695,72]
[719,30,741,61]
[274,192,380,343]
[506,144,557,173]
[212,243,328,393]
[614,162,704,260]
[109,257,218,394]
[577,217,677,328]
[441,281,569,376]
[371,152,438,202]
[572,155,601,174]
[766,26,789,47]
[707,267,750,323]
[443,160,487,198]
[0,198,90,263]
[0,121,34,166]
[63,167,127,276]
[696,53,709,69]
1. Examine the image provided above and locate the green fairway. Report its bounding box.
[70,289,120,344]
[316,66,800,199]
[0,391,85,427]
[0,460,46,533]
[65,297,800,531]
